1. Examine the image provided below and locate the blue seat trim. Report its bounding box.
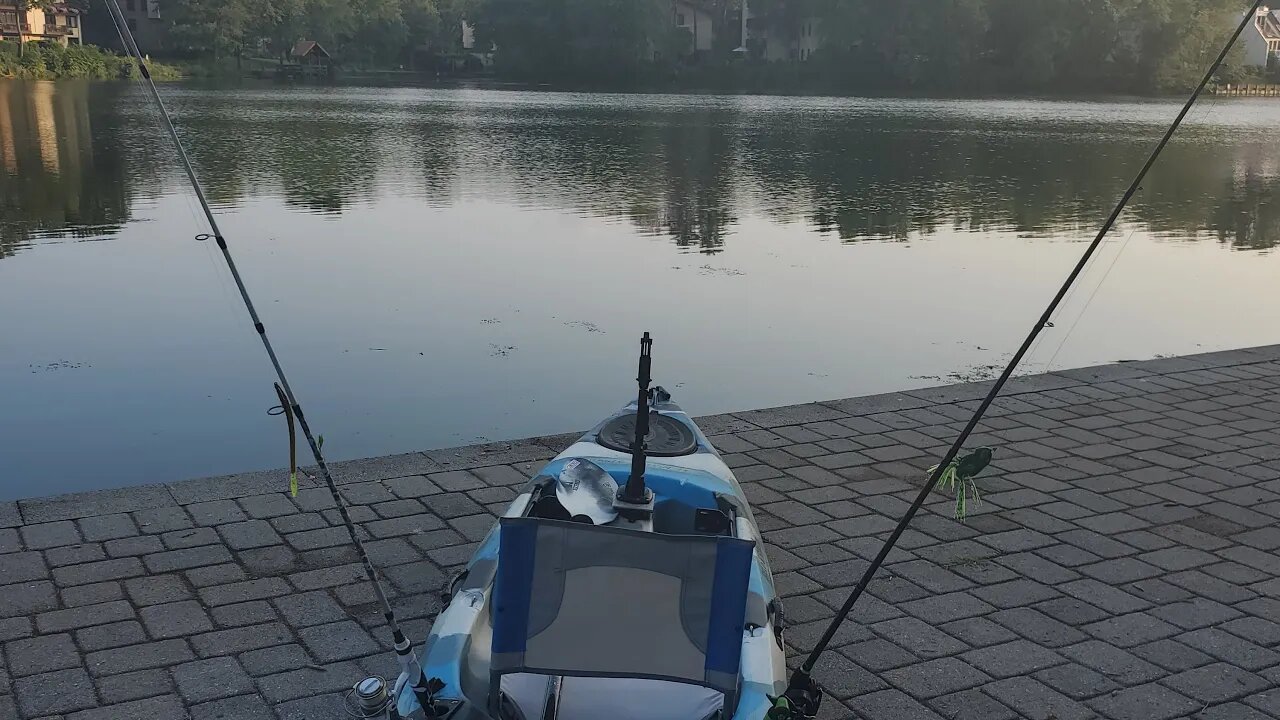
[705,536,754,676]
[491,518,538,655]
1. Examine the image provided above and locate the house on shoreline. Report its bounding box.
[673,0,714,54]
[0,1,83,47]
[1243,5,1280,67]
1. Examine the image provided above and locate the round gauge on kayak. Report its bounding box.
[597,413,698,457]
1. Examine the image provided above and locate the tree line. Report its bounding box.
[114,0,1263,92]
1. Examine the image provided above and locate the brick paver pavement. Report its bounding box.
[3,345,1280,719]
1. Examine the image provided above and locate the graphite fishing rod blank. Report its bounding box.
[101,1,438,714]
[782,0,1268,704]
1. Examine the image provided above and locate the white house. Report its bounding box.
[673,0,714,53]
[748,10,823,62]
[1242,6,1280,67]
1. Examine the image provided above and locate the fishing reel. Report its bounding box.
[766,672,823,720]
[346,676,396,719]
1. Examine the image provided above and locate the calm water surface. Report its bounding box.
[4,80,1280,499]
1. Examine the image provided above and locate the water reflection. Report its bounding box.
[3,82,1280,256]
[0,81,132,257]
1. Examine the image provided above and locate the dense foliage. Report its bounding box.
[466,0,1263,92]
[0,40,179,79]
[161,0,477,67]
[130,0,1266,92]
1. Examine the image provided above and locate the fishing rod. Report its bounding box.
[101,2,438,716]
[775,1,1266,713]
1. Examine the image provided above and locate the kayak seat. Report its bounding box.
[490,517,755,718]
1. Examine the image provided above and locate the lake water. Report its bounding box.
[3,79,1280,500]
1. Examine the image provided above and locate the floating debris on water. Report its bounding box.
[564,320,605,334]
[489,344,516,357]
[29,360,90,373]
[698,265,745,277]
[481,318,501,325]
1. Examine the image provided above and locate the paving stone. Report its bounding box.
[855,688,945,720]
[239,643,312,677]
[1057,579,1150,614]
[882,657,990,699]
[143,545,233,573]
[1033,662,1121,700]
[21,485,175,523]
[5,633,79,676]
[1193,702,1274,720]
[20,521,82,550]
[64,584,127,611]
[86,639,194,676]
[45,543,106,568]
[0,581,58,617]
[155,528,218,552]
[0,617,32,642]
[123,575,191,606]
[64,694,187,720]
[1165,569,1256,604]
[95,668,173,704]
[172,656,255,704]
[0,551,49,583]
[837,637,918,672]
[969,579,1059,609]
[1131,637,1214,672]
[36,600,135,633]
[197,578,291,607]
[1083,612,1180,648]
[989,607,1087,648]
[257,660,361,703]
[1079,557,1164,585]
[189,693,275,720]
[216,520,282,551]
[186,500,247,526]
[1177,628,1279,671]
[1160,662,1268,705]
[75,620,147,652]
[103,534,164,557]
[901,592,995,625]
[962,640,1064,678]
[51,557,143,586]
[983,676,1094,720]
[210,600,278,628]
[1088,683,1198,720]
[298,620,380,663]
[1060,641,1163,685]
[273,590,348,628]
[139,600,214,639]
[76,513,138,542]
[1149,596,1242,630]
[191,622,294,657]
[809,651,886,699]
[14,668,97,716]
[133,506,194,534]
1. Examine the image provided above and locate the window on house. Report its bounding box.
[67,14,77,27]
[147,0,160,20]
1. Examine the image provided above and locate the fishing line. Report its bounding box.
[780,1,1267,708]
[102,1,440,714]
[1042,88,1227,373]
[1042,223,1140,372]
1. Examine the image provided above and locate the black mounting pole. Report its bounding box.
[783,0,1264,704]
[621,332,654,504]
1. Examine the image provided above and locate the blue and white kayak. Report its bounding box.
[395,391,788,720]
